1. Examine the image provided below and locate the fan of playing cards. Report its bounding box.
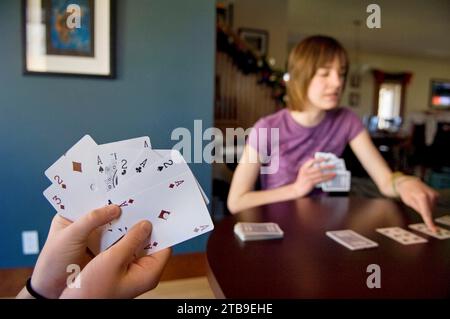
[315,152,351,192]
[43,135,214,255]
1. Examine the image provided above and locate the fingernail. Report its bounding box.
[108,205,121,217]
[140,221,151,238]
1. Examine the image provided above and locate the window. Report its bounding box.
[377,82,401,129]
[372,70,412,131]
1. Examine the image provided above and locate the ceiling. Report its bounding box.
[287,0,450,60]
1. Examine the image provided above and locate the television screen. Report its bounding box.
[430,79,450,108]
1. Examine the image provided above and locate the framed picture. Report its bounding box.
[349,92,360,107]
[216,3,233,28]
[22,0,115,78]
[238,28,269,57]
[429,79,450,109]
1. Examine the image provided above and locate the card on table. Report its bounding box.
[408,223,450,240]
[435,215,450,227]
[326,230,378,250]
[234,222,284,241]
[376,227,428,245]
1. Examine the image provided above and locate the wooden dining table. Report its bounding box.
[206,196,450,298]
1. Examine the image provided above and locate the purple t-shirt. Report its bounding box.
[248,107,365,190]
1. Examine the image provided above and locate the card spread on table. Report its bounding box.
[326,230,378,250]
[408,223,450,240]
[435,215,450,227]
[43,135,213,255]
[376,227,428,245]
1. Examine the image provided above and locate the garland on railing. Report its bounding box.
[216,24,287,106]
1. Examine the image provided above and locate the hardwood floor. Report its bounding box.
[0,268,33,298]
[0,253,215,298]
[137,277,214,299]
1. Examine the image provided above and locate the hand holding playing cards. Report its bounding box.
[291,158,336,197]
[23,205,122,299]
[60,219,171,299]
[20,205,170,299]
[43,135,213,256]
[396,177,440,233]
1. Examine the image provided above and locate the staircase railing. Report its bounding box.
[215,24,286,131]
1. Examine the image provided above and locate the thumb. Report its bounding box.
[68,205,121,241]
[109,220,152,265]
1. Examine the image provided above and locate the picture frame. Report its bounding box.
[22,0,115,78]
[349,92,360,107]
[216,3,234,28]
[238,28,269,57]
[429,79,450,109]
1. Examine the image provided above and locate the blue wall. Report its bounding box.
[0,0,215,268]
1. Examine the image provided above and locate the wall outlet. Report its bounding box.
[22,231,40,255]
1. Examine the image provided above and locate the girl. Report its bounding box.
[227,35,439,232]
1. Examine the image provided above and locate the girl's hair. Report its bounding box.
[286,35,349,111]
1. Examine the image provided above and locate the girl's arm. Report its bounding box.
[349,130,439,231]
[227,144,335,214]
[348,130,395,197]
